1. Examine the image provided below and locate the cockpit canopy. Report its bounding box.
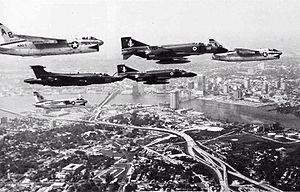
[174,69,185,72]
[82,36,98,40]
[268,48,278,51]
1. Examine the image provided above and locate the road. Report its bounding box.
[1,108,281,192]
[53,117,282,192]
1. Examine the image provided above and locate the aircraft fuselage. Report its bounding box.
[0,38,102,56]
[34,98,87,109]
[122,69,197,84]
[212,48,282,62]
[25,73,123,86]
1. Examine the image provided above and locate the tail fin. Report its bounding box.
[117,64,138,74]
[30,65,49,79]
[0,23,21,43]
[33,91,46,102]
[121,37,149,49]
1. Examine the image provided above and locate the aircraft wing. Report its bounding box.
[235,48,259,56]
[143,75,170,84]
[149,46,175,55]
[14,34,67,44]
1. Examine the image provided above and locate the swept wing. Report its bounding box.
[14,34,67,44]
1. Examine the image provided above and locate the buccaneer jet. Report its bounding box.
[121,37,228,64]
[117,64,197,84]
[0,23,103,57]
[33,91,87,109]
[24,65,124,86]
[212,48,282,62]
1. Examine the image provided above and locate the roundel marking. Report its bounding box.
[170,72,174,76]
[71,101,76,105]
[192,46,197,51]
[71,41,79,49]
[262,52,268,57]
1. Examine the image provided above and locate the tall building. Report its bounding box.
[132,82,142,96]
[49,120,57,128]
[233,89,243,99]
[223,84,229,94]
[244,78,250,90]
[263,81,269,94]
[187,80,194,90]
[170,90,180,109]
[197,75,206,94]
[275,80,281,89]
[280,78,286,91]
[0,117,8,124]
[259,63,266,70]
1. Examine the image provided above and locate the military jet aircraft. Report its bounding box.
[24,65,124,86]
[212,48,282,62]
[117,64,197,84]
[0,23,103,57]
[33,91,87,109]
[121,37,228,64]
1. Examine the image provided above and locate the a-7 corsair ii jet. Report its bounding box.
[0,23,103,56]
[117,64,197,84]
[24,65,124,86]
[33,92,87,109]
[121,37,228,64]
[212,48,282,62]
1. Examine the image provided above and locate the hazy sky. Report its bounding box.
[0,0,300,58]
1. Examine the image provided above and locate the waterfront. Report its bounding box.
[181,98,300,130]
[1,93,300,130]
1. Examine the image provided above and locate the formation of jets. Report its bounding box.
[24,65,196,86]
[0,22,283,110]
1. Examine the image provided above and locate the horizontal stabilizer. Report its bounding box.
[123,53,133,60]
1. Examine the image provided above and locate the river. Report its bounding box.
[0,93,300,130]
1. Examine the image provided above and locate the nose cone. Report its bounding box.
[277,50,283,56]
[24,78,36,84]
[97,40,104,46]
[218,47,229,53]
[186,72,197,77]
[275,51,282,59]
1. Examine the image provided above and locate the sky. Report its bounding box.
[0,0,300,58]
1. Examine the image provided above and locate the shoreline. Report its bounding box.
[195,96,276,108]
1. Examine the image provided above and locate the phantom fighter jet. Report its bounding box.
[121,37,228,64]
[33,91,87,109]
[117,64,197,84]
[0,23,103,57]
[24,65,124,86]
[212,48,282,62]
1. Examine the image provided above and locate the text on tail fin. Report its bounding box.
[0,23,21,43]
